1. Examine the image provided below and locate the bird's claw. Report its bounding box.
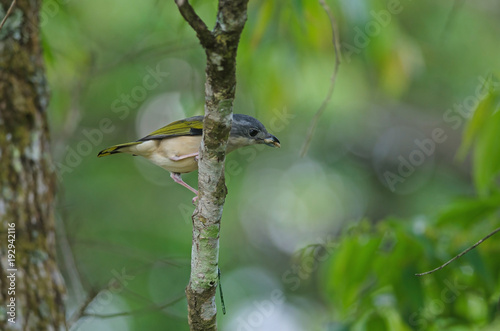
[192,195,198,205]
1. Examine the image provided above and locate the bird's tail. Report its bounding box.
[97,142,141,157]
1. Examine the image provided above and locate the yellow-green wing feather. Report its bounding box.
[97,115,204,157]
[97,142,142,157]
[138,115,204,141]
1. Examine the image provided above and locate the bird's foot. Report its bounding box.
[169,152,199,162]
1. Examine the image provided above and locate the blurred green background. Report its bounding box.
[43,0,500,330]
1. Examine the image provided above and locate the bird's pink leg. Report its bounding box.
[170,172,198,194]
[170,172,198,204]
[169,152,199,161]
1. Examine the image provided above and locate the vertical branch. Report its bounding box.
[174,0,249,330]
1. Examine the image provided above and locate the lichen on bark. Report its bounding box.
[0,1,66,330]
[174,1,249,330]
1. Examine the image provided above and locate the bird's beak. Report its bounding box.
[263,134,281,148]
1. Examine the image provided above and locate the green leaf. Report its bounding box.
[457,85,500,161]
[364,311,387,330]
[325,231,383,316]
[250,1,275,47]
[463,249,495,292]
[437,195,500,226]
[473,106,500,195]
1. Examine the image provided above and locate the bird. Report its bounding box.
[97,114,280,201]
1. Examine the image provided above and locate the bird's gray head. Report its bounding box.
[227,114,280,152]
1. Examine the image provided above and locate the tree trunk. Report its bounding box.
[0,1,67,330]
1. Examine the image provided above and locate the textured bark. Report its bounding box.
[175,0,249,330]
[0,1,67,330]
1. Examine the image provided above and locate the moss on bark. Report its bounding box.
[0,1,66,330]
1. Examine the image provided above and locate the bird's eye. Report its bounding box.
[249,129,259,137]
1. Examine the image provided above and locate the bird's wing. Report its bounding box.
[138,116,204,141]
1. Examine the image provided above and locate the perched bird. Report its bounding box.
[97,114,280,199]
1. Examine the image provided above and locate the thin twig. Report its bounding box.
[66,257,179,326]
[82,294,185,319]
[68,272,185,326]
[300,0,341,157]
[119,288,186,320]
[218,268,226,315]
[0,0,16,31]
[55,215,86,313]
[416,227,500,276]
[67,290,99,327]
[99,40,198,74]
[73,238,184,267]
